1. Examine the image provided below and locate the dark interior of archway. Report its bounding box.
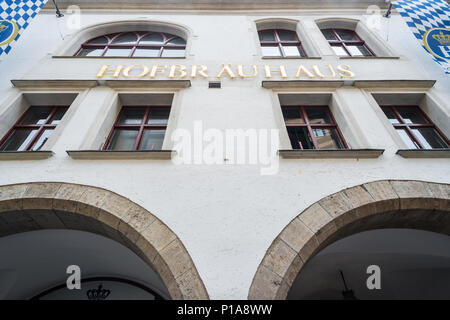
[287,228,450,300]
[0,210,171,300]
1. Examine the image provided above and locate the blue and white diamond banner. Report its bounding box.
[393,0,450,75]
[0,0,48,57]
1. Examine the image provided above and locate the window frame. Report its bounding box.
[103,106,171,151]
[321,28,375,57]
[282,105,348,150]
[75,31,186,58]
[0,106,68,152]
[381,105,449,149]
[258,29,307,58]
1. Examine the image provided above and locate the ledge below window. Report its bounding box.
[279,149,384,159]
[66,150,175,160]
[396,149,450,158]
[0,151,54,160]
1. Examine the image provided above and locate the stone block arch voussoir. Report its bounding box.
[0,182,209,300]
[248,180,450,300]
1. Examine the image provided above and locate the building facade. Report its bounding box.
[0,0,449,300]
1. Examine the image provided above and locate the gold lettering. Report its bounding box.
[169,65,187,78]
[295,65,316,78]
[149,65,167,78]
[190,65,209,78]
[337,64,355,78]
[264,65,288,78]
[216,63,237,78]
[123,65,150,78]
[312,64,336,79]
[237,65,258,78]
[96,65,124,78]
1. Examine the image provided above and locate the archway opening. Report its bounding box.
[287,228,450,300]
[0,228,170,300]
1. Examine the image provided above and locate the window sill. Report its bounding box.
[52,56,186,59]
[262,80,344,89]
[66,150,176,160]
[396,149,450,158]
[261,56,321,60]
[339,56,400,60]
[279,149,384,159]
[0,151,54,160]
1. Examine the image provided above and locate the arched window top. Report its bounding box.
[320,28,375,57]
[75,31,186,58]
[258,29,306,58]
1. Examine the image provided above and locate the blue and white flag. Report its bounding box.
[0,0,48,56]
[393,0,450,75]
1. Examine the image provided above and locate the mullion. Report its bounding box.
[134,108,151,150]
[300,106,320,149]
[23,106,57,151]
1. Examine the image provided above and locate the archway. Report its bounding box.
[0,182,209,300]
[248,180,450,299]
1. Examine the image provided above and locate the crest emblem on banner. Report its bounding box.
[423,27,450,60]
[0,19,18,46]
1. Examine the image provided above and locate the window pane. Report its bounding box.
[412,128,448,149]
[397,107,428,124]
[31,129,54,151]
[148,108,170,125]
[313,128,344,149]
[107,130,139,150]
[21,107,52,125]
[0,129,38,151]
[161,48,185,57]
[381,107,400,124]
[331,45,348,56]
[277,30,297,41]
[305,107,332,124]
[261,46,281,57]
[259,30,275,42]
[133,48,160,57]
[140,130,165,150]
[282,45,303,57]
[287,127,314,150]
[103,48,132,57]
[119,108,146,124]
[321,29,337,40]
[50,108,68,125]
[167,37,186,45]
[77,47,105,57]
[336,29,359,41]
[282,108,304,124]
[140,33,164,44]
[397,129,418,149]
[347,45,372,57]
[112,33,138,45]
[88,36,108,45]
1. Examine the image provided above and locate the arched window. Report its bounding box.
[74,31,186,58]
[258,29,306,58]
[320,28,374,57]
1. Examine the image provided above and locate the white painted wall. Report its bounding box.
[0,7,449,299]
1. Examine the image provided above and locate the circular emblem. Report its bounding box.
[423,27,450,60]
[0,19,19,46]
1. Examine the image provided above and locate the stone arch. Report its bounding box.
[54,19,192,56]
[248,180,450,299]
[0,182,209,300]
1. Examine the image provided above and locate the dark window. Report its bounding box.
[282,106,347,149]
[258,29,306,58]
[321,28,374,57]
[0,106,68,151]
[104,106,171,151]
[381,106,449,149]
[75,31,186,58]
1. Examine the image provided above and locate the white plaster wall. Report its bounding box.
[0,8,449,299]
